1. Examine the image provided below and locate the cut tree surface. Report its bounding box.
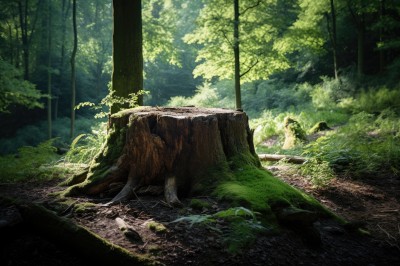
[64,107,259,205]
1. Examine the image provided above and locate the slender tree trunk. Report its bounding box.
[234,0,241,109]
[70,0,77,139]
[357,21,365,78]
[59,0,70,116]
[330,0,338,80]
[47,0,52,139]
[111,0,144,114]
[15,23,20,68]
[379,0,385,73]
[8,23,14,65]
[18,0,29,80]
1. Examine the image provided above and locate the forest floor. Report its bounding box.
[0,166,399,266]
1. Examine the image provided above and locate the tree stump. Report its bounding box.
[282,117,307,149]
[64,107,259,206]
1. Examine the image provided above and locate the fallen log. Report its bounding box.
[258,154,308,164]
[0,197,157,265]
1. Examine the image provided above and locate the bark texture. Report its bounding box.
[65,107,259,205]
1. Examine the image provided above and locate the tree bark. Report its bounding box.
[47,0,52,139]
[70,0,77,139]
[111,0,144,114]
[64,107,260,206]
[234,0,241,109]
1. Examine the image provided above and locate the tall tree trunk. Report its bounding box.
[58,0,70,118]
[70,0,77,139]
[357,20,365,78]
[14,23,20,68]
[111,0,144,114]
[379,0,386,73]
[330,0,338,80]
[347,0,365,78]
[8,23,14,65]
[18,0,29,80]
[234,0,241,109]
[47,0,52,139]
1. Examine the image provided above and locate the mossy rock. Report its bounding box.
[308,121,332,134]
[282,117,307,149]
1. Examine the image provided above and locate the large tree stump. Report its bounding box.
[64,107,259,206]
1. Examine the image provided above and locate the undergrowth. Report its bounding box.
[0,139,62,182]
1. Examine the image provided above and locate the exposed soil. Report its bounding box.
[1,167,399,266]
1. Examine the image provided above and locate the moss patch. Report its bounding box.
[189,199,211,210]
[146,221,167,234]
[213,161,334,225]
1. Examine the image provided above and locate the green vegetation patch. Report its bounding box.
[214,164,330,224]
[0,139,61,183]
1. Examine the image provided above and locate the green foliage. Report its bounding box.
[167,82,221,107]
[76,85,148,119]
[339,87,400,114]
[251,107,349,148]
[303,110,400,178]
[0,58,44,112]
[0,116,99,155]
[0,139,60,182]
[299,158,335,188]
[64,122,107,164]
[184,0,295,82]
[171,207,268,253]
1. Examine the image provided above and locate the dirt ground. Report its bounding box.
[0,166,399,266]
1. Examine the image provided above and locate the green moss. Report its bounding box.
[308,121,331,134]
[283,117,307,149]
[189,199,211,210]
[213,158,334,224]
[74,202,97,213]
[146,221,167,233]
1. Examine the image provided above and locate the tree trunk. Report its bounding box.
[111,0,144,114]
[234,0,241,109]
[47,0,52,139]
[70,0,77,139]
[330,0,338,80]
[18,0,30,80]
[64,107,259,206]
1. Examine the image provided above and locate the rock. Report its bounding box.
[308,121,332,134]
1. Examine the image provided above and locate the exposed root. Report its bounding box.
[108,174,139,205]
[164,175,183,208]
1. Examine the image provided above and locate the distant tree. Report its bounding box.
[184,0,296,108]
[17,0,42,81]
[111,0,143,114]
[47,0,52,139]
[70,0,77,138]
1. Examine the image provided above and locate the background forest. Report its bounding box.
[0,0,399,186]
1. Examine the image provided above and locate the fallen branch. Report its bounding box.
[258,154,308,164]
